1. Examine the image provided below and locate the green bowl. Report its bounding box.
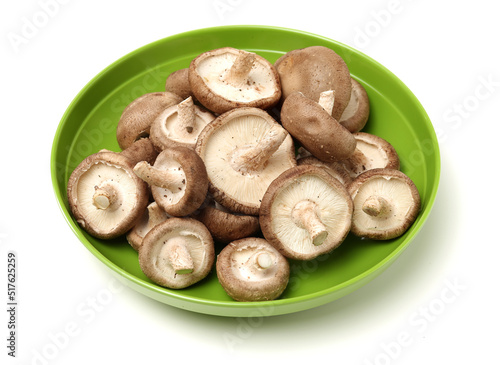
[50,25,440,317]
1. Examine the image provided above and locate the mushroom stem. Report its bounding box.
[225,51,256,87]
[230,124,288,173]
[362,196,392,218]
[165,237,194,275]
[133,161,185,192]
[291,200,328,245]
[243,250,275,273]
[92,185,118,210]
[256,252,274,270]
[318,90,335,116]
[176,97,197,135]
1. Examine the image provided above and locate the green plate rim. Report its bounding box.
[50,25,441,317]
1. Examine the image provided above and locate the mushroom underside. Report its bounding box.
[269,176,351,257]
[196,108,295,215]
[135,146,208,217]
[351,175,419,239]
[189,48,281,113]
[139,218,214,289]
[216,238,289,301]
[68,154,148,239]
[342,133,400,177]
[260,166,353,260]
[150,97,214,150]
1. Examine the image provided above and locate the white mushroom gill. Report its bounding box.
[340,87,360,121]
[203,115,294,207]
[352,177,415,231]
[355,137,389,169]
[152,229,207,278]
[318,90,335,116]
[230,246,278,281]
[197,52,276,102]
[230,124,287,174]
[271,176,352,256]
[77,162,138,232]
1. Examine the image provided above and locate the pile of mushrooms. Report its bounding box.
[67,45,422,302]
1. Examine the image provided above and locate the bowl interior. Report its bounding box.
[51,25,440,316]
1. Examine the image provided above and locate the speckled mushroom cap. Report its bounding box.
[195,203,260,244]
[67,151,149,240]
[116,92,183,150]
[118,137,158,166]
[139,217,215,289]
[260,165,353,260]
[297,156,352,186]
[133,146,209,217]
[165,68,193,100]
[341,132,400,178]
[195,107,296,216]
[339,78,370,133]
[281,91,357,163]
[216,237,289,302]
[275,46,352,120]
[347,168,420,240]
[188,47,281,114]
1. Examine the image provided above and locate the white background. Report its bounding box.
[1,1,499,364]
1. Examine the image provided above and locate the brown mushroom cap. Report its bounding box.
[139,217,214,289]
[118,137,158,166]
[165,68,193,100]
[67,150,149,240]
[133,146,209,217]
[275,46,352,120]
[260,165,353,260]
[297,156,352,186]
[281,91,357,162]
[188,47,281,114]
[150,96,215,151]
[195,203,260,244]
[195,107,296,215]
[116,92,183,150]
[216,237,289,301]
[341,132,400,178]
[339,78,370,133]
[347,168,420,240]
[126,202,170,251]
